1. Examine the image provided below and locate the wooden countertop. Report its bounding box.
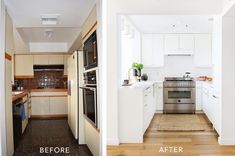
[12,91,29,102]
[12,89,68,102]
[30,89,68,92]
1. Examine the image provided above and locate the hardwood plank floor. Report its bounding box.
[107,114,235,156]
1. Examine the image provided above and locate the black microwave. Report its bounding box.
[83,31,98,70]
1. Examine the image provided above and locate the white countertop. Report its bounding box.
[120,81,163,90]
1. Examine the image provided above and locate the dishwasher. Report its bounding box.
[13,99,26,149]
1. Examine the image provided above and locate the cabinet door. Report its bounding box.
[31,97,50,115]
[15,55,34,77]
[142,34,153,67]
[165,34,179,54]
[196,82,202,110]
[156,82,163,111]
[179,34,194,50]
[152,34,164,67]
[48,55,64,65]
[194,34,212,67]
[33,55,49,65]
[63,55,69,75]
[50,97,68,115]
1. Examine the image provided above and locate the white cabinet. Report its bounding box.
[142,34,164,67]
[119,83,155,143]
[165,34,179,52]
[49,55,64,65]
[50,97,68,114]
[179,34,194,50]
[196,82,202,110]
[33,55,49,65]
[15,55,34,77]
[165,34,194,55]
[154,82,163,111]
[201,83,220,135]
[31,97,50,115]
[194,34,212,67]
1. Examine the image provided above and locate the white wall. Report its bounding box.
[120,16,141,83]
[0,0,7,155]
[29,42,68,52]
[219,15,235,145]
[106,0,223,145]
[143,56,212,81]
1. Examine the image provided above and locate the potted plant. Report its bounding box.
[132,62,144,77]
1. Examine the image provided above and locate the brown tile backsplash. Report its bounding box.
[15,71,67,89]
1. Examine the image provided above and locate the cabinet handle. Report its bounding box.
[213,95,218,98]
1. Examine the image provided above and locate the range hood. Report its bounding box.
[33,65,64,71]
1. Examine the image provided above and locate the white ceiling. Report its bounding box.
[4,0,95,52]
[128,15,214,33]
[5,0,95,28]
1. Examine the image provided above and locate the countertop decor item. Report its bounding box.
[141,73,148,81]
[132,62,144,77]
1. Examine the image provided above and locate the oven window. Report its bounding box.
[168,91,191,99]
[83,88,96,124]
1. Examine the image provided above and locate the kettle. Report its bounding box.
[183,72,191,80]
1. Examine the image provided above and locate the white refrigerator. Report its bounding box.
[67,51,85,144]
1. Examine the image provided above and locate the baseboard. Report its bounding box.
[218,137,235,145]
[30,114,67,119]
[107,138,119,145]
[195,110,204,114]
[156,110,163,114]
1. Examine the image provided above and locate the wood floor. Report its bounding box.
[107,114,235,156]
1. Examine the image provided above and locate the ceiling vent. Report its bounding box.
[40,14,60,25]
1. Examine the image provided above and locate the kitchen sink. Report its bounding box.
[12,91,23,95]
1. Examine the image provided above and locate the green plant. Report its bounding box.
[132,62,144,70]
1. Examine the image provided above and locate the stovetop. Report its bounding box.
[165,77,194,81]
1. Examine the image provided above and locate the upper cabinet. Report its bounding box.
[34,55,49,65]
[142,34,164,67]
[194,34,212,67]
[165,34,194,55]
[15,55,34,77]
[48,55,64,65]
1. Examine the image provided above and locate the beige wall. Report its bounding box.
[82,6,97,38]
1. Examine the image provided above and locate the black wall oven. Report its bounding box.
[80,70,97,127]
[83,31,98,70]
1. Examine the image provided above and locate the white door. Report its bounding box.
[196,82,202,110]
[156,82,163,111]
[142,34,153,67]
[31,97,50,115]
[165,34,179,54]
[50,97,68,115]
[152,34,164,67]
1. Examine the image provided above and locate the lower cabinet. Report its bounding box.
[201,83,220,135]
[31,94,68,116]
[119,84,155,143]
[154,82,163,111]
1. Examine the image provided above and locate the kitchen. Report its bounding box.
[108,14,222,154]
[2,0,101,156]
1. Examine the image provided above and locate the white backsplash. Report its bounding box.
[142,56,213,81]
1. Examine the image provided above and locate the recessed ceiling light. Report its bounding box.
[44,29,54,38]
[40,14,60,25]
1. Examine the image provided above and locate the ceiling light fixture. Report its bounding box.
[44,29,54,38]
[41,14,60,25]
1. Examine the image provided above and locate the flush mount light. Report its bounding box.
[44,29,54,38]
[41,14,60,25]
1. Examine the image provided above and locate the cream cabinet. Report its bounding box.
[31,97,50,115]
[15,55,34,77]
[63,55,69,75]
[31,92,68,116]
[33,55,49,65]
[49,55,64,65]
[50,97,68,115]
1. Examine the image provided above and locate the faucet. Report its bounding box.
[128,67,140,82]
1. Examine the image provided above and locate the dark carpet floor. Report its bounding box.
[14,119,93,156]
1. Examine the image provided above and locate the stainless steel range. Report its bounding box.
[163,77,195,114]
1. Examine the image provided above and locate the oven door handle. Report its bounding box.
[79,86,96,91]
